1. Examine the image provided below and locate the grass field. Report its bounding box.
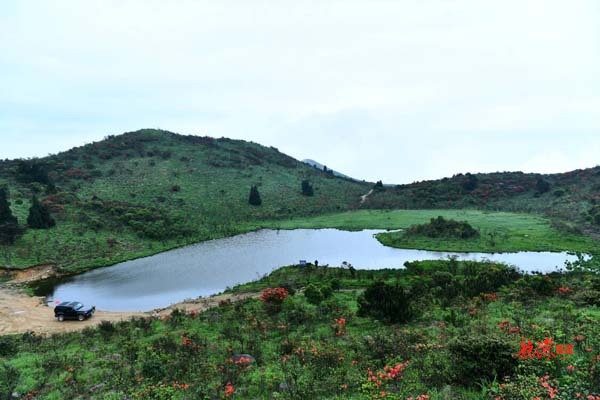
[3,209,597,275]
[248,209,599,254]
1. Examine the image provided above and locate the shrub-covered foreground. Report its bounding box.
[2,261,599,399]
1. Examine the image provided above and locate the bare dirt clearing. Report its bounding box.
[0,284,258,336]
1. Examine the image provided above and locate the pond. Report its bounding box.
[33,229,579,311]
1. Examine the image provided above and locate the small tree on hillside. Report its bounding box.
[462,173,478,191]
[27,195,56,229]
[535,178,550,194]
[373,180,384,191]
[301,180,314,196]
[0,188,23,245]
[322,165,333,175]
[0,189,14,223]
[248,185,262,206]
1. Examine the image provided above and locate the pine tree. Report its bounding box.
[27,195,56,229]
[301,180,314,196]
[0,188,22,245]
[0,189,15,223]
[248,185,262,206]
[462,173,478,191]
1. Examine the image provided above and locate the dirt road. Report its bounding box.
[0,285,258,336]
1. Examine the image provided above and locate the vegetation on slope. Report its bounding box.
[1,129,599,273]
[0,129,369,272]
[1,261,599,399]
[362,169,600,238]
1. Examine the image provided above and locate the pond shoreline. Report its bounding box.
[28,228,583,312]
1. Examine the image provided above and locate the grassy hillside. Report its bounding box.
[2,262,599,399]
[0,130,369,271]
[363,169,600,237]
[1,129,598,273]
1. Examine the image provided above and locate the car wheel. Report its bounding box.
[57,315,64,322]
[78,314,85,321]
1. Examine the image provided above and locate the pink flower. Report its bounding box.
[224,382,234,398]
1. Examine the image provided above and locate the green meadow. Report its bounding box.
[249,209,598,254]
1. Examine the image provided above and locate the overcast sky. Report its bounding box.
[1,1,599,183]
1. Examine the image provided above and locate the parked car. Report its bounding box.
[54,301,96,321]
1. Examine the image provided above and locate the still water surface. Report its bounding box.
[35,229,578,311]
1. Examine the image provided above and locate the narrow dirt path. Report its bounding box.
[0,286,258,336]
[360,189,374,204]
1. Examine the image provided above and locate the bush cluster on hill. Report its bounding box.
[406,216,479,239]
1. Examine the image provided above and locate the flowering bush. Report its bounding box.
[362,361,410,399]
[482,292,498,302]
[366,361,410,388]
[333,317,347,336]
[223,382,234,398]
[260,287,289,304]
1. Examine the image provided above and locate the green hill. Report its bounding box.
[1,129,598,273]
[0,129,369,271]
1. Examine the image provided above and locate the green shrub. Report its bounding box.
[358,281,413,323]
[463,263,520,297]
[360,328,425,361]
[304,283,324,305]
[0,362,19,399]
[320,283,333,299]
[303,282,335,305]
[572,289,600,306]
[281,296,316,326]
[98,320,116,339]
[447,333,517,386]
[514,274,559,297]
[430,271,461,302]
[0,336,17,357]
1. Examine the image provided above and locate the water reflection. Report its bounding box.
[36,229,578,311]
